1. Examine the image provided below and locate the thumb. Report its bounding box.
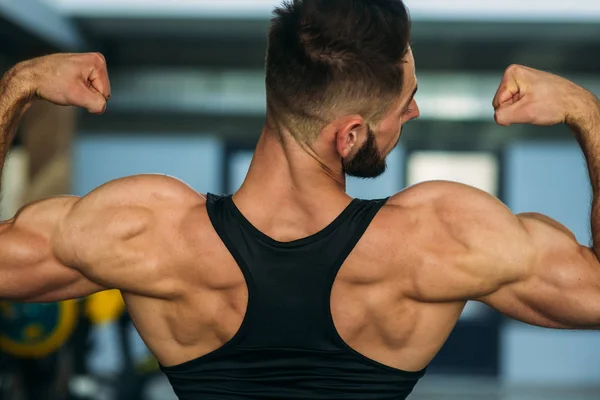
[494,101,532,126]
[72,83,107,114]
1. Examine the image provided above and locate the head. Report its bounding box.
[266,0,420,178]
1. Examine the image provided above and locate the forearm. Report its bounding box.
[0,64,34,195]
[571,93,600,251]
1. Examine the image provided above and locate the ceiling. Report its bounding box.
[3,0,599,150]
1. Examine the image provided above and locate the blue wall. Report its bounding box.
[228,147,405,198]
[502,141,600,386]
[346,147,405,199]
[73,134,224,196]
[505,141,591,243]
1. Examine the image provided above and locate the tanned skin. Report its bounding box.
[0,53,599,373]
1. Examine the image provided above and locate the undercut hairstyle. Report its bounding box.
[266,0,411,143]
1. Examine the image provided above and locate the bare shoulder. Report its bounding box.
[62,174,207,264]
[391,180,528,250]
[389,180,499,208]
[80,174,206,208]
[65,174,208,260]
[384,181,531,302]
[388,180,518,231]
[57,175,208,298]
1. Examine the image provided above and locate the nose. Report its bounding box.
[411,100,420,120]
[405,99,420,122]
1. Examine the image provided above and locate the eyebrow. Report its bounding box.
[407,85,418,105]
[400,84,418,113]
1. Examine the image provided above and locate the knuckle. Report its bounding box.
[506,64,522,73]
[90,52,106,67]
[97,100,107,114]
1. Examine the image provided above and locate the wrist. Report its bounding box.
[566,89,600,133]
[2,61,36,104]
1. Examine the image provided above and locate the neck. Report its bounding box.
[235,124,352,208]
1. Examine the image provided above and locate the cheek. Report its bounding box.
[381,119,402,138]
[392,120,403,138]
[381,123,403,152]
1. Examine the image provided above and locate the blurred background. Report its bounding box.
[0,0,599,399]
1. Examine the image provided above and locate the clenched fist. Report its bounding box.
[17,53,111,115]
[493,65,596,128]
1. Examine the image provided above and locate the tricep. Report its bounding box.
[0,196,103,302]
[484,213,600,329]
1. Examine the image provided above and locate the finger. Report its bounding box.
[494,102,532,126]
[493,66,523,109]
[493,84,513,109]
[492,79,520,110]
[88,54,111,100]
[89,68,111,101]
[72,83,107,114]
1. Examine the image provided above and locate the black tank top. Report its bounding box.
[160,194,426,399]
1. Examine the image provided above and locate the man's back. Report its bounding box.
[117,177,463,377]
[158,193,430,398]
[109,177,471,398]
[94,172,600,389]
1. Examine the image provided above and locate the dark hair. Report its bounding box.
[265,0,411,142]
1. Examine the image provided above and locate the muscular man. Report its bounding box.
[1,1,600,399]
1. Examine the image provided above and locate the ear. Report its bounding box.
[335,116,368,158]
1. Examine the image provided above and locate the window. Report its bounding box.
[408,151,499,195]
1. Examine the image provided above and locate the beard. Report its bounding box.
[342,127,388,179]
